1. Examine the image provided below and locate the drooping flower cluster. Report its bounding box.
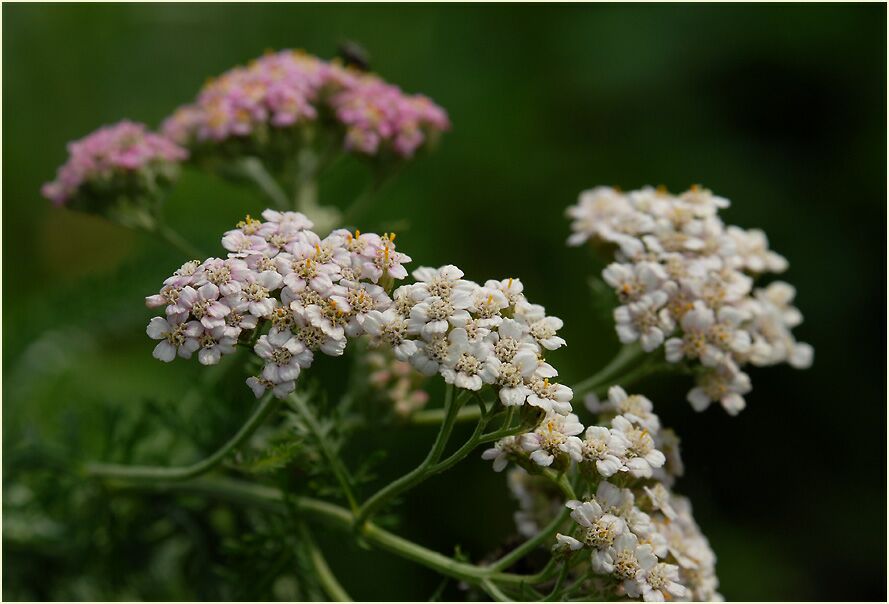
[566,185,813,414]
[488,386,720,602]
[365,349,430,417]
[41,120,187,207]
[145,209,411,399]
[162,49,449,159]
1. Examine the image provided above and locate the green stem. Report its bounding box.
[489,507,571,573]
[291,393,359,513]
[299,524,352,602]
[132,476,551,587]
[355,384,464,526]
[570,344,646,398]
[155,222,205,259]
[542,562,570,601]
[410,404,483,426]
[84,393,279,482]
[354,386,463,527]
[239,157,290,210]
[482,578,513,602]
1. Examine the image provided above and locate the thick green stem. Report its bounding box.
[84,393,279,482]
[482,578,514,602]
[131,476,556,588]
[291,393,359,512]
[299,524,352,602]
[570,344,646,398]
[239,157,290,210]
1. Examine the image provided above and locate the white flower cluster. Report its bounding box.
[566,184,813,414]
[145,209,572,409]
[489,386,719,601]
[376,267,572,413]
[145,209,411,399]
[556,478,720,602]
[485,386,670,477]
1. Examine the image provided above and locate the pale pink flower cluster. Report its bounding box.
[365,349,430,417]
[145,209,411,399]
[566,185,813,414]
[162,49,449,159]
[41,120,187,206]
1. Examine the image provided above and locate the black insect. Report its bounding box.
[337,40,371,72]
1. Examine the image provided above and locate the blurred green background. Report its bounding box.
[3,3,886,601]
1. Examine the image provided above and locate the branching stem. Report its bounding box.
[84,393,279,482]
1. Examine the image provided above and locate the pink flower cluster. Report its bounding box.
[145,209,412,399]
[161,49,449,158]
[41,120,187,206]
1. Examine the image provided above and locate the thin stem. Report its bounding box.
[482,578,513,602]
[84,393,279,482]
[410,404,483,426]
[299,524,352,602]
[542,562,570,602]
[488,507,570,573]
[155,222,205,259]
[570,344,646,398]
[239,157,290,210]
[354,387,463,527]
[125,477,557,588]
[291,393,359,513]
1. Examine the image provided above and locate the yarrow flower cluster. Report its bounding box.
[489,385,720,601]
[566,184,813,414]
[162,49,449,159]
[41,120,187,207]
[144,208,571,413]
[145,208,411,399]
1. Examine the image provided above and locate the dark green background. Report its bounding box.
[3,3,886,601]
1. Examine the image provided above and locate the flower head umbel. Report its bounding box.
[567,184,813,414]
[42,120,186,225]
[144,210,412,399]
[161,49,449,160]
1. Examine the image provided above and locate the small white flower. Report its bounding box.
[606,386,661,433]
[484,277,525,307]
[579,425,629,477]
[603,262,667,303]
[410,334,450,376]
[240,270,283,318]
[687,360,751,415]
[520,412,584,467]
[440,328,498,391]
[612,415,665,478]
[489,349,537,406]
[193,325,237,366]
[481,436,523,472]
[526,377,574,415]
[614,291,674,352]
[633,562,688,602]
[305,294,351,340]
[147,314,200,362]
[254,329,312,384]
[411,265,472,302]
[362,308,418,361]
[408,295,471,339]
